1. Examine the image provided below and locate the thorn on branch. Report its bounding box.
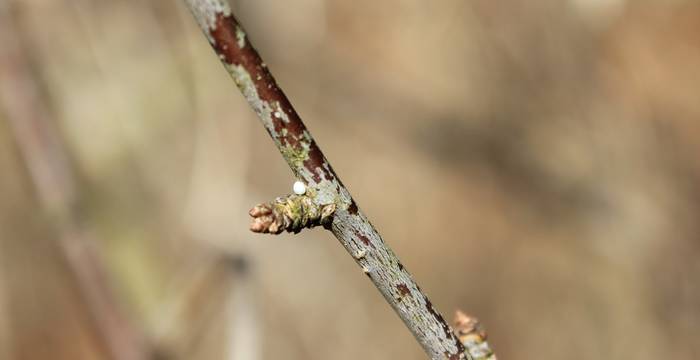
[249,193,336,234]
[454,310,497,360]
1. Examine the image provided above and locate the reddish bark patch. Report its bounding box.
[209,13,337,182]
[355,231,371,247]
[396,283,410,297]
[303,141,332,182]
[348,200,358,215]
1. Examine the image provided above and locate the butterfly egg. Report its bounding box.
[292,181,306,195]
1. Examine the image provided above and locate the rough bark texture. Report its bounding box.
[182,1,470,358]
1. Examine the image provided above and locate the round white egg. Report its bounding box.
[293,181,306,195]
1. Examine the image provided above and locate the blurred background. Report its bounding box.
[1,0,699,359]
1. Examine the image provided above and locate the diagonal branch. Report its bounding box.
[182,1,471,359]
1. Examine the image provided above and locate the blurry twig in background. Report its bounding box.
[0,4,151,360]
[149,252,223,358]
[225,255,260,360]
[148,252,261,360]
[0,263,10,359]
[182,1,483,359]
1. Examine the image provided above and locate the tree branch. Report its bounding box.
[182,1,471,358]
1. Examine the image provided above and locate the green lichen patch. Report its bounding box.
[280,142,310,171]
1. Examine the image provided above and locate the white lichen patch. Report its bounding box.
[185,0,232,43]
[336,186,353,209]
[306,178,337,205]
[224,63,278,139]
[273,101,291,124]
[235,25,246,48]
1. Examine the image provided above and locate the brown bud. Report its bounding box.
[249,204,272,217]
[453,310,496,360]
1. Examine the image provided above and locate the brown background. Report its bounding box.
[1,0,699,359]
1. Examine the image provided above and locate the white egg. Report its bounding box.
[293,181,306,195]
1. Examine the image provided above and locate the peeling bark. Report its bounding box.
[182,1,471,358]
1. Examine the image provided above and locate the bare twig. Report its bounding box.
[225,255,261,360]
[0,4,149,360]
[151,252,260,360]
[181,1,471,358]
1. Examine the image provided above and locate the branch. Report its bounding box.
[182,1,471,358]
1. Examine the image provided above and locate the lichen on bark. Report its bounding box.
[249,192,336,234]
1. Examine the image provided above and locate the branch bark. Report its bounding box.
[182,1,470,358]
